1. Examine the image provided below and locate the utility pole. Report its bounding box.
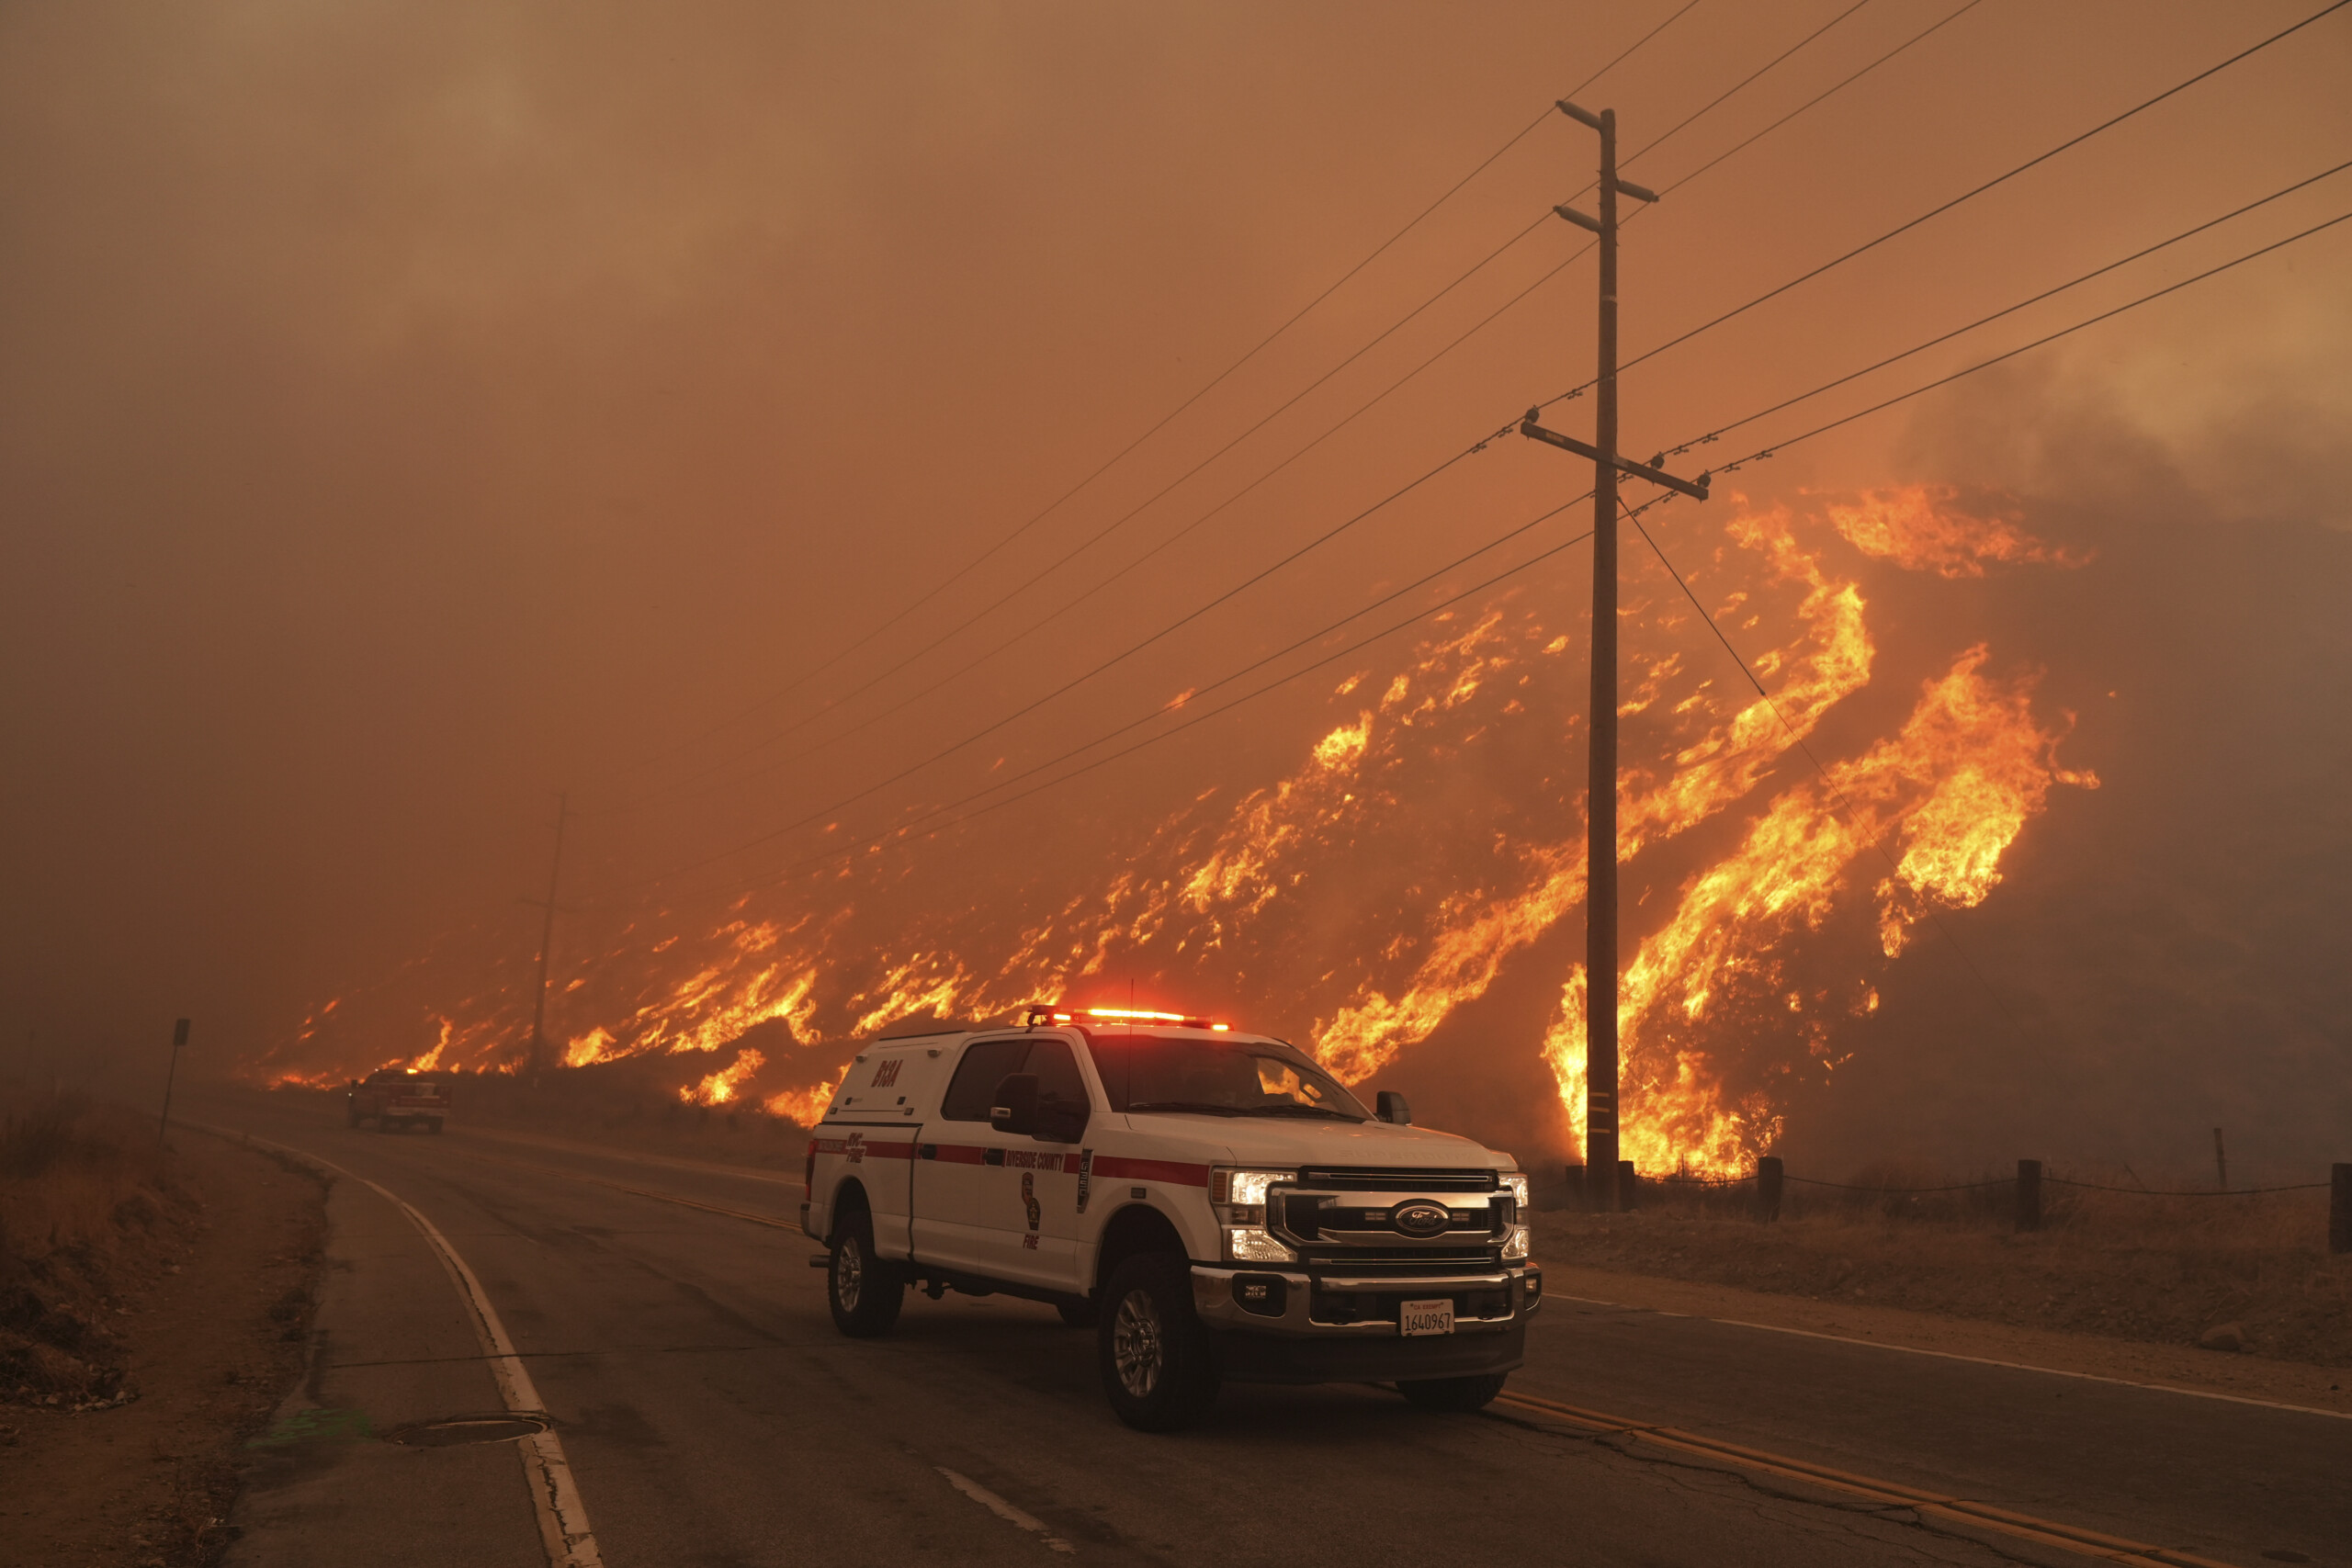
[158,1017,190,1143]
[1521,98,1708,1212]
[522,793,571,1081]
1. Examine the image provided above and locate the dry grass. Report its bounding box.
[1532,1168,2352,1367]
[1,1089,187,1404]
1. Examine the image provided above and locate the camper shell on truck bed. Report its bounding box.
[802,1008,1538,1430]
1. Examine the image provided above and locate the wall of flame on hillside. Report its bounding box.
[256,484,2093,1174]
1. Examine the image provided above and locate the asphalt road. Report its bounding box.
[188,1091,2351,1568]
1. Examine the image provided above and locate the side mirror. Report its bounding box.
[1375,1090,1412,1126]
[989,1074,1040,1136]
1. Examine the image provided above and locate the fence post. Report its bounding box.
[1564,1164,1585,1209]
[1757,1156,1783,1223]
[2332,1164,2351,1255]
[2016,1157,2041,1233]
[1617,1160,1638,1212]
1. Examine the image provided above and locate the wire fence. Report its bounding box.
[1555,1158,2351,1251]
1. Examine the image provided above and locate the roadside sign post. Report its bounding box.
[159,1016,190,1143]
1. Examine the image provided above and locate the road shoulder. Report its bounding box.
[222,1139,546,1568]
[1541,1260,2352,1416]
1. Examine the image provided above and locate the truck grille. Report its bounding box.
[1296,1166,1498,1191]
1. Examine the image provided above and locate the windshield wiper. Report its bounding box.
[1125,1100,1245,1116]
[1235,1103,1363,1120]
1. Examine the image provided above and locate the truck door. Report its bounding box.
[910,1036,1031,1275]
[973,1035,1091,1291]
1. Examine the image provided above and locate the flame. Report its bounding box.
[270,484,2096,1178]
[412,1017,453,1073]
[1826,484,2086,578]
[564,1026,619,1068]
[1541,645,2094,1173]
[763,1071,845,1126]
[681,1048,764,1106]
[1318,502,1873,1084]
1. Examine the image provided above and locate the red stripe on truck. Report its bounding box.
[1091,1156,1210,1187]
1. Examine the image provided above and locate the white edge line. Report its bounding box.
[198,1125,608,1565]
[937,1467,1079,1553]
[1554,1292,2352,1422]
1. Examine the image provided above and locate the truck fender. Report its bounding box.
[1092,1202,1189,1301]
[823,1176,871,1246]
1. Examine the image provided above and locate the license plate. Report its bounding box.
[1399,1298,1454,1337]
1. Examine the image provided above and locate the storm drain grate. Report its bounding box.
[383,1413,553,1448]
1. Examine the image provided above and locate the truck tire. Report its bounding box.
[1397,1372,1509,1413]
[826,1207,904,1338]
[1098,1253,1218,1431]
[1055,1299,1097,1329]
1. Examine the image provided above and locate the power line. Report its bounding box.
[1657,0,1987,197]
[646,506,1615,908]
[1665,155,2352,458]
[597,434,1509,889]
[595,209,1555,816]
[584,3,1704,795]
[1691,206,2352,479]
[1536,0,2352,410]
[602,0,1965,819]
[624,195,2352,906]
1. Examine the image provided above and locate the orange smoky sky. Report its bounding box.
[3,3,2346,1169]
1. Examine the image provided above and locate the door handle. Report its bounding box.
[919,1144,937,1160]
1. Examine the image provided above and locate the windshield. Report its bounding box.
[1080,1032,1369,1122]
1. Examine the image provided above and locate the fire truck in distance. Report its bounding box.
[345,1068,450,1134]
[803,1006,1539,1430]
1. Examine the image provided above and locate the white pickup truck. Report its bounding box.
[801,1007,1539,1430]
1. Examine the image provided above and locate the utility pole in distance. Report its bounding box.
[520,793,571,1082]
[1522,98,1709,1211]
[158,1017,190,1143]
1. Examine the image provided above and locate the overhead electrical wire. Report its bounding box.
[1684,205,2352,483]
[1655,155,2352,461]
[596,439,1504,889]
[620,198,2352,907]
[584,0,1705,794]
[602,0,1968,819]
[594,208,1555,815]
[1534,0,2352,413]
[598,0,2201,888]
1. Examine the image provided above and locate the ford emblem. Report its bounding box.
[1391,1201,1452,1238]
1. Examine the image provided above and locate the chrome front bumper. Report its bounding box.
[1191,1263,1542,1337]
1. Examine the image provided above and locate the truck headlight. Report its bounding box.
[1500,1171,1532,1260]
[1212,1167,1297,1264]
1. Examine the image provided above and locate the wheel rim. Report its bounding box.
[836,1235,864,1313]
[1112,1286,1164,1399]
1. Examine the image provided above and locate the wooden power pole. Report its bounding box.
[1521,98,1708,1210]
[522,792,571,1080]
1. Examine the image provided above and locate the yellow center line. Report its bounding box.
[1494,1390,2242,1568]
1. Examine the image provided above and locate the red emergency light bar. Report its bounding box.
[1022,1003,1230,1032]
